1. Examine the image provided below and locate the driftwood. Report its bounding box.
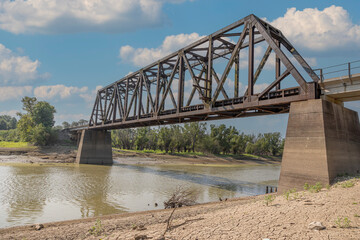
[163,186,197,209]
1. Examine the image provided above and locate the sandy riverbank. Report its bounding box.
[0,145,281,166]
[0,178,359,239]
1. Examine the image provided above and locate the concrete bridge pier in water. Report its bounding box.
[75,129,113,165]
[278,99,360,192]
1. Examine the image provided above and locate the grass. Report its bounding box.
[340,180,355,188]
[264,195,275,206]
[283,188,297,201]
[335,217,351,228]
[304,182,323,193]
[0,141,34,148]
[89,219,103,236]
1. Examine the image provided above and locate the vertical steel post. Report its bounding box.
[177,53,185,113]
[235,55,239,98]
[248,24,254,99]
[320,69,323,83]
[155,63,161,115]
[104,88,108,122]
[138,74,143,119]
[275,40,281,90]
[123,79,129,121]
[112,86,117,123]
[207,37,213,101]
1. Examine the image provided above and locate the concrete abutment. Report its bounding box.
[76,129,113,165]
[278,99,360,192]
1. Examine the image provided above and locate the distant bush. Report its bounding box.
[0,129,20,142]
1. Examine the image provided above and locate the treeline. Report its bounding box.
[61,119,88,129]
[112,123,284,156]
[0,115,17,130]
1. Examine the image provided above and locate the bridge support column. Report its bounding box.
[76,130,113,165]
[278,99,360,193]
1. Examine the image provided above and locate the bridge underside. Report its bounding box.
[89,85,317,130]
[320,73,360,102]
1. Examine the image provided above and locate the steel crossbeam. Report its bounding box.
[88,14,319,130]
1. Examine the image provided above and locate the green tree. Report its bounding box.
[16,97,57,145]
[158,127,172,153]
[0,119,7,130]
[17,114,35,142]
[32,101,56,128]
[21,97,37,115]
[62,121,70,129]
[170,125,184,153]
[134,127,149,150]
[184,122,206,152]
[30,124,50,146]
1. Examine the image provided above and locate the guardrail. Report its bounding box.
[313,60,360,83]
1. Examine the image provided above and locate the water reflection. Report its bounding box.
[0,163,280,228]
[116,164,267,195]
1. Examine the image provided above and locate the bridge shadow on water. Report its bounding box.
[113,163,271,196]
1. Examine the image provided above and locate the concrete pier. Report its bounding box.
[278,99,360,192]
[76,129,113,165]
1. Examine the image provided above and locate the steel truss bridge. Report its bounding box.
[88,14,321,130]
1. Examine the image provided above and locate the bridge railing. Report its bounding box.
[313,60,360,82]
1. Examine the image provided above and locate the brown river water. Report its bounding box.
[0,160,280,228]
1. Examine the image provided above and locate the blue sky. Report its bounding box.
[0,0,359,135]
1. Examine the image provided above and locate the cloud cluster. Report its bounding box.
[0,86,33,101]
[0,0,189,34]
[0,44,47,85]
[270,5,360,51]
[120,33,204,67]
[33,85,88,100]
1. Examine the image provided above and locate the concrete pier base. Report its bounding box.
[76,130,113,165]
[278,99,360,193]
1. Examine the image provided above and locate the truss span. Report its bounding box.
[88,14,320,130]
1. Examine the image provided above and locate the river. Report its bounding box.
[0,161,280,229]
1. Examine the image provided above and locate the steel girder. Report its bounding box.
[88,14,319,130]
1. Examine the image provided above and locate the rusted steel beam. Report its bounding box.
[88,14,320,129]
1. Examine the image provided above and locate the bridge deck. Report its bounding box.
[320,73,360,102]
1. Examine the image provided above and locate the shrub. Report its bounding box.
[335,217,351,228]
[264,195,275,206]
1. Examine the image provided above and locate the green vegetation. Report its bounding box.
[112,123,284,156]
[62,119,88,129]
[0,129,20,142]
[283,188,297,201]
[0,97,60,146]
[0,141,32,148]
[0,115,17,130]
[304,182,323,193]
[335,217,351,228]
[340,180,355,188]
[89,219,104,236]
[264,195,275,206]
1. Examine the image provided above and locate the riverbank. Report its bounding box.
[0,177,359,239]
[0,145,281,166]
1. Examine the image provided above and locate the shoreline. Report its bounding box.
[0,178,358,239]
[0,145,281,166]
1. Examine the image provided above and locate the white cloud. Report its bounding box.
[34,85,88,100]
[119,32,204,67]
[55,113,88,123]
[0,86,33,101]
[0,43,46,85]
[0,109,19,117]
[79,85,103,103]
[270,5,360,51]
[0,0,190,34]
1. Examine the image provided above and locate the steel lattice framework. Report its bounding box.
[88,14,320,130]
